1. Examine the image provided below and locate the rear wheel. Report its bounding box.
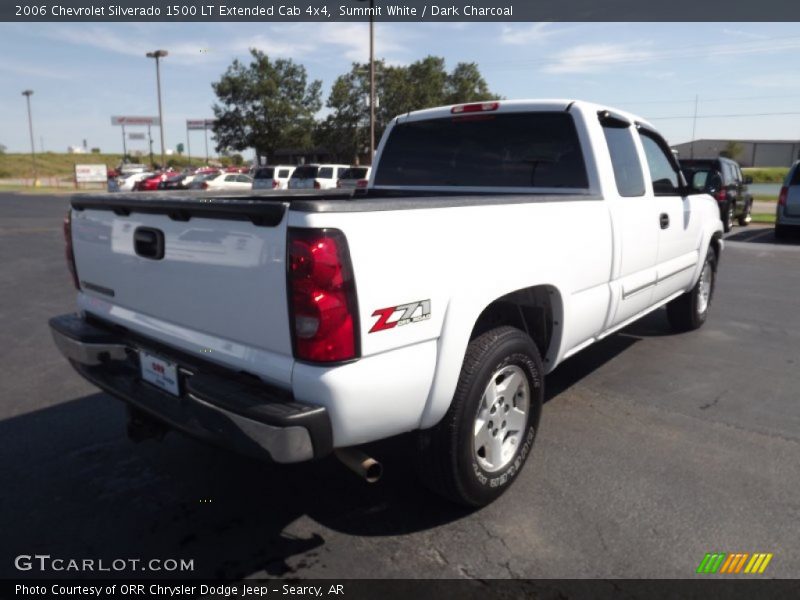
[775,224,790,240]
[722,202,734,233]
[737,199,752,227]
[418,326,543,507]
[667,247,717,332]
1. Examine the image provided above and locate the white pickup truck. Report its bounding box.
[51,100,723,506]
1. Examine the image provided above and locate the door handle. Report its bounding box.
[134,227,165,260]
[659,213,670,229]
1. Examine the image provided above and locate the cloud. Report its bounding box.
[500,23,570,45]
[721,29,769,40]
[543,42,654,74]
[0,62,73,80]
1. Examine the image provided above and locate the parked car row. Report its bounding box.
[776,160,800,239]
[109,163,373,193]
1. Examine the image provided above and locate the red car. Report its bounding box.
[224,166,250,174]
[134,171,176,191]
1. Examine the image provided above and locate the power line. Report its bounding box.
[479,35,800,71]
[649,111,800,121]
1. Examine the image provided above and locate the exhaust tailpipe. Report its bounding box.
[335,448,383,483]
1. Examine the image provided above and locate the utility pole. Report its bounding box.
[146,50,168,168]
[690,94,699,159]
[21,90,38,186]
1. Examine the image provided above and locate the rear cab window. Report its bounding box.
[254,168,274,180]
[374,112,589,190]
[318,167,334,179]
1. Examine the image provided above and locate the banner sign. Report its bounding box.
[111,116,159,126]
[74,164,107,183]
[187,119,216,130]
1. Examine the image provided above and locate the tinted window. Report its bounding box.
[374,112,589,189]
[224,175,237,182]
[318,167,334,179]
[341,167,369,179]
[254,168,274,180]
[601,125,644,197]
[278,169,291,178]
[790,165,800,186]
[238,175,252,183]
[292,166,319,179]
[639,132,680,195]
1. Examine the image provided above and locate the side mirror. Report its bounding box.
[744,175,753,185]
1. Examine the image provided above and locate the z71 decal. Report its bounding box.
[369,299,432,333]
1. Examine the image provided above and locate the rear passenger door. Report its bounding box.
[600,113,660,328]
[638,129,702,303]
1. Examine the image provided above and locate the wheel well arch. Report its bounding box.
[710,232,722,266]
[469,284,564,367]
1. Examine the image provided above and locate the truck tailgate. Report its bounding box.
[70,198,294,386]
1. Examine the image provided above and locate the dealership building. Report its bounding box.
[672,139,800,167]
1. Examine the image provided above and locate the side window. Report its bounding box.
[318,167,333,179]
[639,132,680,195]
[278,169,290,178]
[601,124,645,197]
[225,175,236,182]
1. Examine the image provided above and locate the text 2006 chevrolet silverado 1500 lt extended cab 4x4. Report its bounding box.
[50,100,723,506]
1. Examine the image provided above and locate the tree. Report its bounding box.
[211,49,322,162]
[322,57,498,163]
[0,143,6,155]
[720,141,743,160]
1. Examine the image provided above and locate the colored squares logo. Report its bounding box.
[697,553,773,574]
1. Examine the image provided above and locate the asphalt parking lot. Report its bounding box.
[1,192,799,580]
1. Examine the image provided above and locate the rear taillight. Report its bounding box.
[336,180,342,189]
[272,180,279,189]
[356,179,368,189]
[715,188,727,202]
[314,180,321,190]
[63,211,80,290]
[201,182,209,190]
[778,186,788,206]
[451,101,500,114]
[288,228,358,363]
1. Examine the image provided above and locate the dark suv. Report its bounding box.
[679,157,753,233]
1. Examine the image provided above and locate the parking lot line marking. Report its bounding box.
[0,226,59,235]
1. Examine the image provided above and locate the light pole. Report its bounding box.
[368,0,375,161]
[146,49,168,168]
[21,90,38,186]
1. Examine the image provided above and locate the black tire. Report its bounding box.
[737,198,752,227]
[722,202,734,233]
[418,326,544,507]
[775,224,789,240]
[667,247,717,332]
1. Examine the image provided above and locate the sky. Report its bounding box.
[1,21,799,156]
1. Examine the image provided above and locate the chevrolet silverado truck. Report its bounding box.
[50,100,723,507]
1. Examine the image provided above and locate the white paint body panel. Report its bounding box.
[69,100,723,449]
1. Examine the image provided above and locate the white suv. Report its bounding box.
[288,164,350,190]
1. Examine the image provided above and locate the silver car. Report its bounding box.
[776,160,800,239]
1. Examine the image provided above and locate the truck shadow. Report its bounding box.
[725,226,800,245]
[1,315,670,580]
[0,393,468,580]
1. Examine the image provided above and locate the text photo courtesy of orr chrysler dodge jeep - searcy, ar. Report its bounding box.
[50,99,723,507]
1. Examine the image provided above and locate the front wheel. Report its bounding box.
[667,247,717,332]
[418,326,544,507]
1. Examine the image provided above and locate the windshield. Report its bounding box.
[374,112,589,189]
